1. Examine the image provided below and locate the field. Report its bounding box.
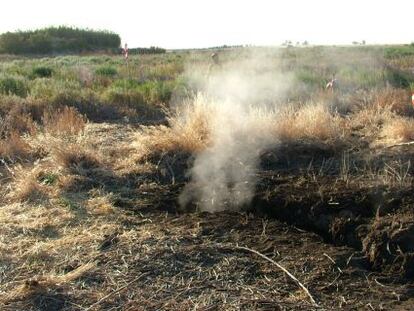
[1,45,414,310]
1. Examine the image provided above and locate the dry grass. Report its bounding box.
[274,102,349,146]
[3,262,96,304]
[6,165,51,203]
[351,104,394,130]
[43,106,86,136]
[0,107,36,138]
[381,116,414,143]
[349,103,400,148]
[373,87,412,115]
[0,132,32,161]
[351,102,414,146]
[51,144,101,173]
[134,95,212,159]
[0,188,123,309]
[85,190,116,215]
[135,96,352,162]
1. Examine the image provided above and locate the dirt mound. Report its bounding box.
[363,215,414,278]
[248,168,414,279]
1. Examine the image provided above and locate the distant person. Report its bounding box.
[412,92,414,108]
[325,74,337,92]
[208,52,221,75]
[122,43,129,60]
[211,52,219,65]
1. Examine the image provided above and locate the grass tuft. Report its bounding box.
[43,106,86,136]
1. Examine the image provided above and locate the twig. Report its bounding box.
[0,159,15,176]
[236,246,318,307]
[84,272,150,311]
[386,141,414,148]
[165,158,175,185]
[323,253,343,274]
[318,273,341,290]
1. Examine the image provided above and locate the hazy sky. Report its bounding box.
[0,0,412,49]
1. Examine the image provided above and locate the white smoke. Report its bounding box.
[179,51,293,212]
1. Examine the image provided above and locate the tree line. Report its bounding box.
[126,47,166,55]
[0,26,121,55]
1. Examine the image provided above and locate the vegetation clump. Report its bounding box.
[31,66,53,78]
[95,66,117,77]
[0,76,28,97]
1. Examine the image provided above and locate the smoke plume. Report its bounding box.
[179,52,292,212]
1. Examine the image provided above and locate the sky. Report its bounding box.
[0,0,413,49]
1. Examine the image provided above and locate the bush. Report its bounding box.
[296,69,325,88]
[139,80,175,104]
[384,66,413,88]
[32,66,53,78]
[111,79,140,89]
[29,79,106,120]
[109,79,174,104]
[0,76,28,97]
[102,83,162,119]
[95,66,117,77]
[103,86,146,108]
[30,78,82,104]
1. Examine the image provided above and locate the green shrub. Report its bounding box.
[295,69,324,88]
[338,67,386,90]
[138,80,174,103]
[38,172,58,185]
[103,87,145,108]
[111,79,140,89]
[30,78,82,97]
[29,78,108,119]
[108,79,174,104]
[384,46,414,59]
[95,66,117,77]
[384,67,413,88]
[0,76,28,97]
[32,66,53,78]
[102,84,162,119]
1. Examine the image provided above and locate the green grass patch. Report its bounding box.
[0,76,28,97]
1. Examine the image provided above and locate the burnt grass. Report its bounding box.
[151,142,414,279]
[3,125,414,310]
[100,138,414,309]
[254,144,414,280]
